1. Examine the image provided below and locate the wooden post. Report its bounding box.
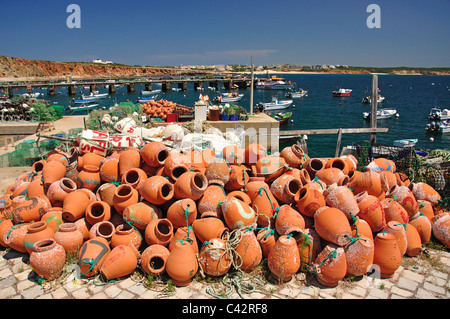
[335,128,343,157]
[250,56,254,115]
[370,74,378,144]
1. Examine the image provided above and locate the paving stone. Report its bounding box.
[423,281,446,295]
[0,285,17,298]
[51,287,69,299]
[127,282,149,296]
[346,285,367,297]
[115,290,136,299]
[90,292,108,299]
[71,288,92,299]
[390,286,414,298]
[396,277,419,291]
[401,269,425,282]
[21,284,44,299]
[416,287,438,299]
[366,288,389,299]
[104,285,122,298]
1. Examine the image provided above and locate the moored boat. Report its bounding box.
[393,138,418,148]
[332,88,352,97]
[286,89,308,98]
[270,111,292,124]
[256,76,294,90]
[362,95,385,104]
[428,107,450,121]
[141,89,162,96]
[258,96,293,111]
[363,108,398,120]
[66,103,99,114]
[214,93,244,103]
[137,96,157,103]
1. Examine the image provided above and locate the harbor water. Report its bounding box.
[21,73,450,158]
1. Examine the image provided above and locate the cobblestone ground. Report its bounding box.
[0,246,448,300]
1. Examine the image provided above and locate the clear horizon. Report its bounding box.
[1,0,449,68]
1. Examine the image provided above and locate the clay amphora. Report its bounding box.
[225,165,249,191]
[380,198,409,224]
[280,144,308,169]
[405,223,422,257]
[382,221,407,256]
[409,212,432,244]
[0,219,13,247]
[245,177,269,201]
[373,232,402,278]
[53,222,84,255]
[351,217,373,242]
[275,205,305,237]
[408,182,441,206]
[166,239,199,286]
[139,175,174,205]
[4,223,29,253]
[78,152,105,170]
[431,212,450,248]
[192,216,228,243]
[268,234,301,282]
[140,141,169,167]
[365,157,396,173]
[355,191,386,232]
[270,174,302,204]
[174,171,208,200]
[314,244,347,287]
[41,207,64,233]
[233,229,262,272]
[31,160,46,174]
[99,156,119,183]
[113,184,139,214]
[12,196,52,224]
[96,183,117,207]
[77,165,101,192]
[244,143,267,166]
[46,152,69,166]
[254,156,287,183]
[89,220,115,241]
[62,189,92,222]
[222,145,244,165]
[221,196,256,230]
[227,191,252,206]
[380,171,398,190]
[141,244,170,275]
[27,179,46,198]
[163,152,189,181]
[167,198,197,229]
[297,229,321,268]
[100,244,140,281]
[315,168,348,186]
[198,238,232,276]
[304,158,325,178]
[42,160,66,187]
[110,224,142,250]
[294,186,326,218]
[121,167,148,190]
[118,147,141,178]
[314,206,352,246]
[47,178,77,207]
[85,201,111,225]
[23,221,55,254]
[347,171,388,199]
[324,183,359,220]
[198,184,226,219]
[387,185,419,218]
[78,237,111,277]
[29,238,66,280]
[256,228,276,258]
[205,159,231,187]
[0,195,13,220]
[417,200,434,221]
[122,202,161,230]
[345,235,374,277]
[169,226,199,253]
[251,186,278,228]
[144,218,174,246]
[325,157,350,175]
[74,218,91,241]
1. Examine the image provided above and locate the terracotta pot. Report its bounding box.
[222,145,244,165]
[4,223,29,253]
[234,229,262,272]
[141,244,170,275]
[31,160,46,174]
[409,212,432,244]
[27,179,46,198]
[244,143,267,166]
[167,198,197,229]
[251,186,278,228]
[373,232,402,278]
[268,234,301,282]
[418,200,434,221]
[345,235,374,277]
[42,160,66,187]
[100,244,140,280]
[185,148,208,172]
[113,184,140,215]
[78,237,111,277]
[324,183,359,220]
[99,156,119,183]
[405,223,422,257]
[110,224,142,250]
[40,208,63,234]
[166,240,198,286]
[0,195,13,220]
[204,159,230,187]
[304,158,325,178]
[280,144,309,169]
[382,221,407,256]
[275,205,305,237]
[270,174,302,204]
[140,141,169,167]
[224,165,249,192]
[325,157,350,175]
[118,147,141,179]
[314,206,352,246]
[245,177,269,201]
[47,152,69,166]
[197,185,226,219]
[53,222,84,255]
[174,171,208,201]
[163,152,189,181]
[122,202,161,230]
[12,181,29,199]
[198,238,231,276]
[96,183,116,207]
[256,228,276,258]
[227,191,251,205]
[254,156,287,183]
[12,196,52,224]
[408,182,441,206]
[221,196,257,230]
[23,221,55,254]
[431,212,450,248]
[169,226,199,253]
[314,244,347,287]
[315,168,348,186]
[294,186,326,218]
[192,216,228,243]
[139,175,174,205]
[89,220,115,241]
[12,195,27,209]
[144,218,174,246]
[77,165,101,192]
[351,217,373,242]
[85,201,111,225]
[0,219,13,247]
[121,167,148,190]
[62,189,92,222]
[381,197,409,224]
[47,178,77,207]
[347,171,388,199]
[29,238,66,280]
[297,229,321,268]
[355,191,386,232]
[78,152,105,170]
[387,185,419,218]
[380,171,399,189]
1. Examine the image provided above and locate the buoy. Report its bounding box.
[292,105,296,108]
[430,137,434,142]
[291,120,294,123]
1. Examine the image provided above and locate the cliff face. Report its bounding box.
[0,56,176,80]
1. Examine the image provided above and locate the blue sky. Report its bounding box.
[1,0,449,67]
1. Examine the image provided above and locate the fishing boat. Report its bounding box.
[256,76,294,90]
[270,111,292,124]
[285,89,308,98]
[363,109,398,120]
[141,89,161,96]
[332,88,352,97]
[137,96,157,103]
[258,97,293,111]
[362,95,385,104]
[73,97,96,103]
[82,92,108,100]
[393,138,418,148]
[214,93,244,103]
[66,104,99,114]
[428,107,450,121]
[427,120,450,134]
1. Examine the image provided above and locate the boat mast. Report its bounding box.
[370,74,378,144]
[250,56,254,115]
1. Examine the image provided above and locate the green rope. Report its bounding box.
[316,248,337,271]
[123,214,143,241]
[258,187,279,217]
[410,212,424,222]
[80,259,95,277]
[299,233,314,265]
[183,205,193,243]
[312,176,325,190]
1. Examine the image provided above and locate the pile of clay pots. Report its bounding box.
[0,140,449,288]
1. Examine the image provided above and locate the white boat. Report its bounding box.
[74,97,96,103]
[363,109,398,120]
[362,96,385,104]
[393,138,418,148]
[441,120,450,133]
[258,97,293,111]
[332,88,352,97]
[428,107,450,121]
[256,76,294,90]
[286,89,308,98]
[215,93,244,103]
[67,104,99,113]
[141,89,161,96]
[137,96,158,103]
[82,92,108,100]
